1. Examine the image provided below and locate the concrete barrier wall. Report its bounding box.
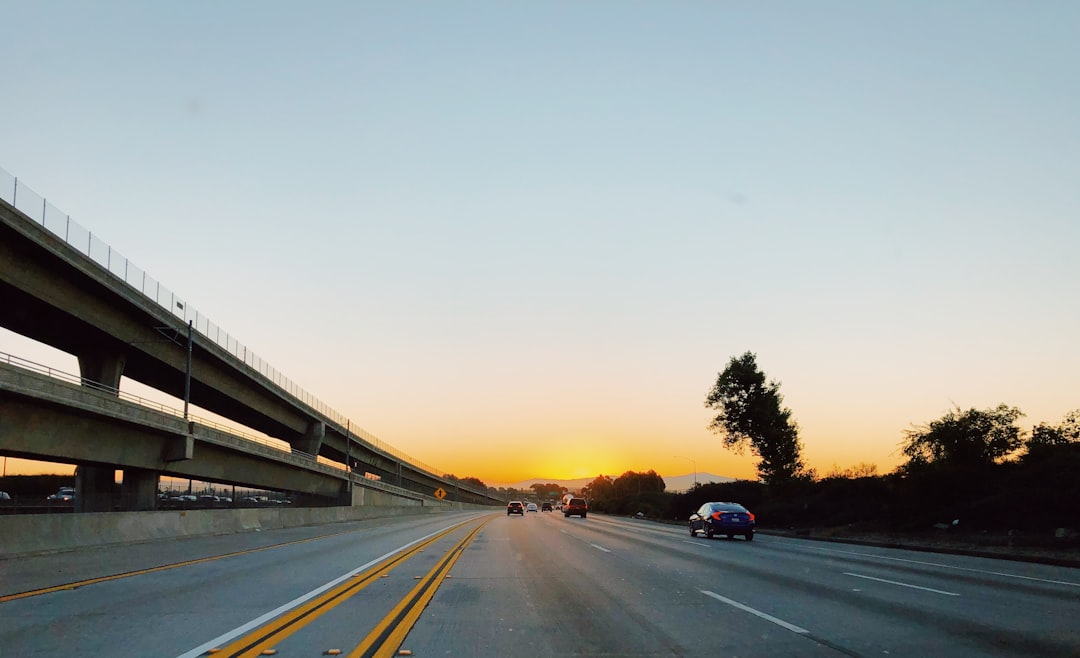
[0,502,488,558]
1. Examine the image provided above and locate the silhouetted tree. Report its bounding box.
[612,470,665,497]
[705,352,805,484]
[581,475,614,503]
[530,482,568,500]
[900,404,1025,470]
[1028,409,1080,450]
[441,474,488,492]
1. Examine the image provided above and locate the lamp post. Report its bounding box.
[183,320,192,420]
[674,455,697,489]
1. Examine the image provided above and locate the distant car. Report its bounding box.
[563,497,588,518]
[689,502,755,540]
[48,487,75,502]
[526,502,538,512]
[541,502,553,512]
[507,501,525,516]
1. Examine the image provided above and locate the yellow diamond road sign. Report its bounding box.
[434,487,447,500]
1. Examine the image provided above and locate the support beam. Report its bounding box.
[120,468,159,511]
[75,352,126,512]
[75,465,115,512]
[77,352,126,390]
[293,421,325,457]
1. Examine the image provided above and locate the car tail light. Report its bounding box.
[747,512,755,522]
[711,512,723,521]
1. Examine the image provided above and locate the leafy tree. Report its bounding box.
[441,474,488,492]
[612,470,665,498]
[1028,409,1080,449]
[823,462,879,480]
[900,404,1025,469]
[705,351,805,484]
[529,482,568,500]
[581,475,614,502]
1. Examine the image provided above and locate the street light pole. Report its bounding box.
[183,320,192,420]
[674,455,697,489]
[346,419,353,499]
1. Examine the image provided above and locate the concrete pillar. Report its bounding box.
[120,468,160,511]
[75,465,116,512]
[75,351,128,512]
[77,352,126,390]
[293,421,325,457]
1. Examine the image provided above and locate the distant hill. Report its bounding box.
[488,472,735,493]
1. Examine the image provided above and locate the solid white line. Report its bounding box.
[793,543,1080,588]
[844,572,960,596]
[174,520,471,658]
[700,591,809,634]
[590,543,612,553]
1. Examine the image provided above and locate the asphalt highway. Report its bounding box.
[1,510,1078,657]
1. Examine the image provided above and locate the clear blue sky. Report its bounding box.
[3,2,1078,484]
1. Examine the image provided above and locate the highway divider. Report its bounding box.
[0,503,487,558]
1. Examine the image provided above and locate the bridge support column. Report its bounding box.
[77,352,126,390]
[74,352,128,512]
[293,421,325,457]
[120,468,159,511]
[75,465,116,512]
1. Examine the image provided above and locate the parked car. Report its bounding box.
[541,502,553,512]
[689,502,755,540]
[526,502,538,513]
[563,497,588,518]
[48,487,75,502]
[507,500,525,516]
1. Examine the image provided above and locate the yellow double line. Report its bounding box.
[212,517,490,658]
[350,517,488,658]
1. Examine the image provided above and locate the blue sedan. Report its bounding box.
[689,502,755,540]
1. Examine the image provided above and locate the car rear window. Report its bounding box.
[711,503,747,513]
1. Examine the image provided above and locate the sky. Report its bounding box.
[2,2,1078,486]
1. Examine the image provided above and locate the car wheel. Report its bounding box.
[705,526,714,539]
[725,534,733,540]
[689,524,696,537]
[745,531,754,541]
[581,513,586,519]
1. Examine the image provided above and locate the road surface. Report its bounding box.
[1,510,1078,656]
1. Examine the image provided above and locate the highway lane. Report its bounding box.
[1,510,1078,656]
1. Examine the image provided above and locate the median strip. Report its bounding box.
[348,517,490,658]
[200,522,473,658]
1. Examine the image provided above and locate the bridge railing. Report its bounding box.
[0,167,446,480]
[0,350,309,459]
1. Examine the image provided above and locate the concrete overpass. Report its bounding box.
[0,178,500,512]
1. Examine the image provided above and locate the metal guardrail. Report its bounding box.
[0,166,445,478]
[0,351,301,458]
